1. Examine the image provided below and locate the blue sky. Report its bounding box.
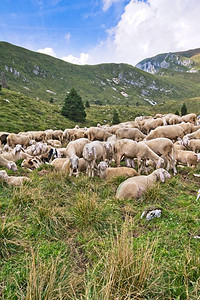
[1,0,200,65]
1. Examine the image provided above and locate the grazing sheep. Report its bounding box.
[142,118,164,134]
[0,170,30,186]
[144,138,177,174]
[50,158,70,174]
[116,168,170,200]
[184,129,200,141]
[0,144,25,162]
[181,113,197,125]
[47,139,62,148]
[116,128,146,141]
[114,139,164,173]
[145,125,184,141]
[87,127,112,141]
[7,133,30,148]
[98,161,138,179]
[0,132,9,145]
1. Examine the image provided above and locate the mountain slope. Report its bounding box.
[136,48,200,74]
[1,42,200,107]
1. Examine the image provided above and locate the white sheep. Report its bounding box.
[98,161,138,179]
[0,155,18,171]
[0,170,30,186]
[50,158,70,174]
[116,168,171,200]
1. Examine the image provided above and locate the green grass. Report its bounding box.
[1,88,200,133]
[0,162,199,299]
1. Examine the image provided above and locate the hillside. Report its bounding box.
[136,48,200,74]
[1,42,200,107]
[1,88,200,133]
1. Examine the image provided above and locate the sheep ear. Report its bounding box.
[159,170,165,182]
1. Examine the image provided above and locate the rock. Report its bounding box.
[141,206,162,221]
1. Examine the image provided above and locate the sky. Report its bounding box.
[1,0,200,66]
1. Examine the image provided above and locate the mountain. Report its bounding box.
[136,48,200,74]
[1,42,200,107]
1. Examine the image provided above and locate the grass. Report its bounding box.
[1,88,200,133]
[0,162,199,299]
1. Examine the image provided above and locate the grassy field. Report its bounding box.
[0,161,199,299]
[1,88,200,133]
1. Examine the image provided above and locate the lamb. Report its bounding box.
[116,128,146,141]
[116,168,171,200]
[50,158,70,173]
[145,125,185,141]
[98,161,138,179]
[0,170,30,186]
[175,149,199,167]
[0,155,18,171]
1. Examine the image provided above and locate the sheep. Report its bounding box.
[181,113,197,125]
[143,138,177,174]
[7,133,30,148]
[0,155,18,171]
[66,138,90,176]
[0,144,24,162]
[98,161,138,179]
[114,139,164,174]
[83,141,106,177]
[87,127,112,141]
[26,131,46,142]
[116,168,171,200]
[50,158,70,174]
[52,130,63,142]
[175,149,199,167]
[116,128,146,141]
[47,139,62,148]
[102,142,114,166]
[83,143,97,177]
[186,139,200,153]
[142,118,164,134]
[21,157,43,170]
[178,123,194,135]
[184,129,200,141]
[0,132,9,145]
[0,170,30,186]
[145,125,185,141]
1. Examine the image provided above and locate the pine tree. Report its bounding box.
[50,97,54,103]
[61,88,86,122]
[85,100,90,108]
[181,103,187,116]
[175,110,179,116]
[112,109,120,125]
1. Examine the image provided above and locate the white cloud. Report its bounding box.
[64,32,71,42]
[37,47,57,57]
[89,0,200,65]
[62,53,89,65]
[102,0,122,11]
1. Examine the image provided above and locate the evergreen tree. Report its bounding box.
[175,110,179,116]
[181,103,187,116]
[112,109,120,125]
[50,97,54,103]
[0,84,2,91]
[61,88,86,122]
[85,100,90,108]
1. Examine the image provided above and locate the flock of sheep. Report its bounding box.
[0,112,200,200]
